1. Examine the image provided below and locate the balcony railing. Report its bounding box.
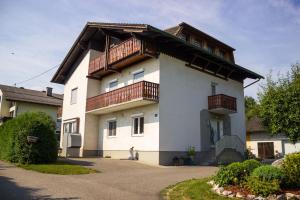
[88,37,141,75]
[86,81,159,112]
[208,94,237,112]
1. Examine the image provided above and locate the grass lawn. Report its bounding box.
[18,161,98,175]
[161,178,237,200]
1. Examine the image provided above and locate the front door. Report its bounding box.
[209,119,223,146]
[258,142,274,159]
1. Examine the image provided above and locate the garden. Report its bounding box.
[0,112,97,175]
[162,153,300,200]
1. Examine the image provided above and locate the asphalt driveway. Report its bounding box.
[0,158,218,200]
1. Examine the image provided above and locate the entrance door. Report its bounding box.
[209,119,223,146]
[258,142,274,159]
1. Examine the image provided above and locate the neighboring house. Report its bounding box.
[246,116,300,159]
[51,22,263,165]
[0,85,63,142]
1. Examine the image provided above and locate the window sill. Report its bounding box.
[131,134,144,137]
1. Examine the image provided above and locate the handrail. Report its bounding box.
[86,81,159,111]
[215,135,245,157]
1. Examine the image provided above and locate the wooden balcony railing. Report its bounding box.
[208,94,237,112]
[86,81,159,111]
[88,37,141,75]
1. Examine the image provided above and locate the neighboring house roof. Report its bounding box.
[51,22,263,84]
[0,84,63,107]
[246,116,267,133]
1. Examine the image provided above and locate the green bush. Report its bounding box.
[245,176,280,197]
[252,165,284,184]
[0,112,58,164]
[282,152,300,188]
[242,159,261,174]
[214,162,246,186]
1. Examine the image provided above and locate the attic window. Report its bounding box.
[178,34,187,41]
[206,45,214,54]
[219,50,226,59]
[193,39,203,48]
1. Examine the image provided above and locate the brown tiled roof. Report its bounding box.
[0,84,63,107]
[246,116,267,133]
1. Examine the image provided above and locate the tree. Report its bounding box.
[245,96,259,120]
[258,63,300,143]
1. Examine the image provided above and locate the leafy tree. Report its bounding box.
[245,96,259,120]
[258,63,300,142]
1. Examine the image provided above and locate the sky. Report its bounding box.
[0,0,299,98]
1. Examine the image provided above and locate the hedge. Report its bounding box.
[0,112,58,164]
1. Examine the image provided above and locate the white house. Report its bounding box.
[0,85,63,141]
[246,116,300,159]
[51,22,263,165]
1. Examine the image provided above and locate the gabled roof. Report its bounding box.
[246,116,267,133]
[0,84,63,107]
[165,22,235,51]
[51,22,263,84]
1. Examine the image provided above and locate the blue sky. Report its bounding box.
[0,0,299,98]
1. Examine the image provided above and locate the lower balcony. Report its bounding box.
[86,81,159,114]
[208,94,237,114]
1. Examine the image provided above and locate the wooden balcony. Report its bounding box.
[208,94,237,114]
[88,37,155,76]
[86,81,159,114]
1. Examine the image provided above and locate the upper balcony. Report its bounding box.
[88,37,156,77]
[86,81,159,115]
[208,94,237,114]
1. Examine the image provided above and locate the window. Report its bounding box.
[206,45,214,54]
[70,88,78,104]
[108,120,117,137]
[219,50,226,59]
[211,82,217,95]
[64,120,78,134]
[132,116,144,136]
[109,80,118,91]
[133,70,144,83]
[193,39,203,48]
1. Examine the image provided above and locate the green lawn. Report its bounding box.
[161,178,237,200]
[19,161,98,175]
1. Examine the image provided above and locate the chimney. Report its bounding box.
[46,87,53,96]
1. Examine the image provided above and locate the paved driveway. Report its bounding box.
[0,158,218,200]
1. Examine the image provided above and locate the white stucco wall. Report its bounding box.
[0,90,10,117]
[98,104,159,151]
[247,132,300,157]
[61,51,90,153]
[158,54,246,152]
[99,58,160,93]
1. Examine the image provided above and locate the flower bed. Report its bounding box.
[210,153,300,200]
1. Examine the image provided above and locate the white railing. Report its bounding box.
[215,135,245,157]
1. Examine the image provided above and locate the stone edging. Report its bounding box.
[207,180,300,200]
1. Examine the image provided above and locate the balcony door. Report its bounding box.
[209,118,223,146]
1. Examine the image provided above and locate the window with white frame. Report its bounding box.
[132,116,144,136]
[64,120,78,134]
[70,88,78,104]
[133,70,144,83]
[108,120,117,137]
[108,80,118,91]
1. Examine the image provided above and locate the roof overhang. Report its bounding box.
[51,22,263,84]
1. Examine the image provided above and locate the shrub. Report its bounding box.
[245,176,280,197]
[282,152,300,188]
[0,112,58,164]
[242,159,261,174]
[214,162,246,186]
[251,165,284,184]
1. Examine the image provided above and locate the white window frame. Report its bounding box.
[108,79,118,91]
[70,87,78,105]
[132,69,144,83]
[64,119,78,134]
[107,118,117,137]
[131,113,144,136]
